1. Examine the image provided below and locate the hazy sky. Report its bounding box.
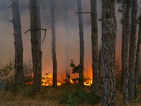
[0,0,141,78]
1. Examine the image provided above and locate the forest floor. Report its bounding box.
[0,84,141,106]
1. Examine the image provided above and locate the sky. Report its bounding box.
[0,0,141,78]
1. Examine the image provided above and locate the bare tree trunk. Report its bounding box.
[30,0,42,94]
[101,0,116,106]
[51,0,57,88]
[128,0,137,101]
[77,0,84,83]
[121,0,130,104]
[64,0,70,83]
[135,13,141,98]
[91,0,99,94]
[11,0,24,85]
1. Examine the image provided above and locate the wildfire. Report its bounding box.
[41,68,93,86]
[41,74,65,86]
[84,80,92,86]
[83,68,92,86]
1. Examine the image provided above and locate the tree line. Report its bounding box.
[7,0,141,105]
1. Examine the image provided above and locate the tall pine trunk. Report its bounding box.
[121,0,130,104]
[128,0,137,100]
[64,0,70,83]
[101,0,116,105]
[30,0,42,94]
[77,0,84,83]
[51,0,57,88]
[135,13,141,98]
[91,0,99,94]
[11,0,24,85]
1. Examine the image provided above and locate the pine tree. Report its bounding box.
[76,0,84,83]
[101,0,116,105]
[128,0,137,101]
[11,0,24,85]
[135,13,141,98]
[121,0,130,104]
[30,0,42,94]
[51,0,57,88]
[91,0,99,94]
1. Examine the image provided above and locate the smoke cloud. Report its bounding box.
[0,0,141,78]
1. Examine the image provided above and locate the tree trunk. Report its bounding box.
[135,13,141,98]
[128,0,137,101]
[64,0,70,83]
[11,0,24,85]
[30,0,42,94]
[121,0,130,104]
[77,0,84,83]
[91,0,99,94]
[101,0,116,106]
[51,0,57,88]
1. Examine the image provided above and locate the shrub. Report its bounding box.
[59,84,100,106]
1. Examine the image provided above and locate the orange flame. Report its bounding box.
[41,68,93,86]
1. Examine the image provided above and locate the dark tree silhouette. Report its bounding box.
[76,0,84,83]
[64,0,70,83]
[135,13,141,98]
[11,0,24,84]
[91,0,99,94]
[121,0,130,104]
[128,0,137,101]
[30,0,42,94]
[51,0,57,88]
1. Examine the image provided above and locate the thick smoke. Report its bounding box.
[0,0,141,78]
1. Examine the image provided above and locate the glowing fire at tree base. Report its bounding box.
[41,72,92,86]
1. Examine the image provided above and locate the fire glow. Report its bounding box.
[41,69,92,86]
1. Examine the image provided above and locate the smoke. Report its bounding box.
[0,0,141,78]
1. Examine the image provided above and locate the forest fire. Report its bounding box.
[41,69,92,86]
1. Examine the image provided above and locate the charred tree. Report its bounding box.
[135,13,141,98]
[91,0,99,94]
[77,0,84,83]
[121,0,130,104]
[51,0,57,88]
[128,0,137,101]
[11,0,24,85]
[101,0,116,106]
[30,0,42,94]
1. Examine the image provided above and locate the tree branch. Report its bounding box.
[24,29,31,34]
[8,5,12,8]
[9,20,17,27]
[75,12,91,14]
[24,28,47,43]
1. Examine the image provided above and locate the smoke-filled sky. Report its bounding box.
[0,0,141,78]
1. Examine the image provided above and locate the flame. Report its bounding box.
[41,68,93,86]
[83,68,92,86]
[41,74,65,86]
[42,74,53,86]
[84,80,92,86]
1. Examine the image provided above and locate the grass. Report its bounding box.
[0,84,141,106]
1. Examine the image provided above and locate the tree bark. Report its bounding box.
[128,0,137,101]
[11,0,24,85]
[101,0,116,106]
[91,0,99,94]
[30,0,42,94]
[77,0,84,83]
[135,13,141,98]
[51,0,57,88]
[121,0,130,104]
